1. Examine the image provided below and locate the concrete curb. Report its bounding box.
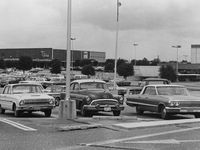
[92,115,137,120]
[57,124,103,131]
[113,118,200,130]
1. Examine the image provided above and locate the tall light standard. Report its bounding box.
[70,37,76,73]
[133,43,138,66]
[172,45,181,76]
[59,0,76,120]
[113,0,121,90]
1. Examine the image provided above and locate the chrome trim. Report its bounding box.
[90,99,118,105]
[126,101,157,107]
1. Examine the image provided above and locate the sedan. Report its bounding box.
[0,83,55,117]
[60,79,124,117]
[126,84,200,119]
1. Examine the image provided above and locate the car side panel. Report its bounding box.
[0,94,14,110]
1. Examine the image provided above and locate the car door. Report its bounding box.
[139,86,158,111]
[0,86,13,110]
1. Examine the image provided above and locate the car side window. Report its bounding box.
[143,87,156,95]
[70,83,75,90]
[74,83,79,90]
[3,87,9,94]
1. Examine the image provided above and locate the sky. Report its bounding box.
[0,0,200,62]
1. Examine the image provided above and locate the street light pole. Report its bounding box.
[70,37,76,74]
[133,43,138,66]
[113,0,121,91]
[59,0,76,120]
[172,45,181,78]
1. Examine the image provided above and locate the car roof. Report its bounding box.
[71,79,106,84]
[143,78,169,81]
[9,83,42,86]
[145,84,185,87]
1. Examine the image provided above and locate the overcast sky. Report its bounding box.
[0,0,200,62]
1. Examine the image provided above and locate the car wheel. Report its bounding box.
[80,105,92,117]
[13,105,21,117]
[0,105,5,114]
[55,97,60,106]
[194,113,200,118]
[136,105,144,115]
[160,106,169,119]
[44,109,52,117]
[113,110,121,116]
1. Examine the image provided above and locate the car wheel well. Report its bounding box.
[12,103,16,111]
[158,104,165,113]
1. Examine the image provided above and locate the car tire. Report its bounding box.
[136,105,144,115]
[13,105,21,117]
[55,97,60,106]
[44,109,52,117]
[0,105,5,114]
[113,110,121,116]
[160,106,169,119]
[194,113,200,118]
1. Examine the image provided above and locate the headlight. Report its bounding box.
[86,96,92,104]
[49,99,54,105]
[169,101,180,107]
[19,100,25,106]
[119,96,124,104]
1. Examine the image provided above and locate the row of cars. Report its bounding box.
[0,79,125,117]
[1,76,200,120]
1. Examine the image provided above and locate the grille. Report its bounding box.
[179,101,200,107]
[91,99,118,105]
[24,99,50,105]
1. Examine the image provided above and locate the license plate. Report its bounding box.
[104,107,111,112]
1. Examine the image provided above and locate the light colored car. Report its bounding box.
[126,84,200,119]
[0,83,55,117]
[106,81,127,96]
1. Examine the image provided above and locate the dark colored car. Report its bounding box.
[126,84,200,119]
[129,78,170,94]
[60,79,124,117]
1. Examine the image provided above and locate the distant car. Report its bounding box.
[0,83,55,117]
[126,84,200,119]
[60,79,124,117]
[129,78,170,95]
[106,81,127,96]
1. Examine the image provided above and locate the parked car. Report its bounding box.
[126,84,200,119]
[60,79,124,117]
[0,83,55,117]
[106,81,127,96]
[129,78,171,95]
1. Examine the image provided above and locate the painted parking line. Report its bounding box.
[82,126,200,147]
[0,118,37,131]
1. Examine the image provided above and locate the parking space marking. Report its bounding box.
[0,118,37,131]
[83,126,200,147]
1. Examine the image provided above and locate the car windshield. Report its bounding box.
[13,85,43,94]
[157,86,189,96]
[80,82,106,90]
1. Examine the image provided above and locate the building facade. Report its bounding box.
[0,48,106,63]
[191,44,200,63]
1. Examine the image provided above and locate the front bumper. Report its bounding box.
[166,107,200,114]
[17,105,54,111]
[83,104,124,112]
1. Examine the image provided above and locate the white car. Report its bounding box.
[0,83,55,117]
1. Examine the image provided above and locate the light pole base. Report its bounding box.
[59,100,77,120]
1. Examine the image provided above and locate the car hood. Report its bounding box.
[11,93,53,100]
[77,89,114,99]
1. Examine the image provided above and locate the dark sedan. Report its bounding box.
[126,84,200,119]
[60,79,124,117]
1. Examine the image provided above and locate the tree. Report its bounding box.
[117,63,133,79]
[0,59,5,69]
[50,59,61,74]
[81,65,95,77]
[17,56,33,72]
[159,65,176,82]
